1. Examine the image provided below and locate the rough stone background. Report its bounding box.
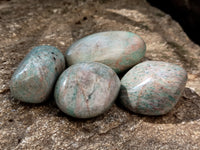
[0,0,200,149]
[147,0,200,45]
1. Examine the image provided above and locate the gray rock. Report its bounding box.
[65,31,146,73]
[55,62,120,118]
[120,61,187,115]
[10,45,65,103]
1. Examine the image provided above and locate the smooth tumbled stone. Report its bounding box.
[120,61,187,115]
[54,62,120,118]
[65,31,146,73]
[10,45,65,103]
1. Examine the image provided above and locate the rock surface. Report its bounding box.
[120,61,187,115]
[0,0,200,149]
[10,45,65,103]
[55,62,120,118]
[65,31,146,73]
[147,0,200,45]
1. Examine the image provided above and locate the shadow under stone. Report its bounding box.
[143,88,200,124]
[116,86,200,124]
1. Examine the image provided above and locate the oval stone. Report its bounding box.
[54,62,120,118]
[10,45,65,103]
[120,61,187,115]
[65,31,146,73]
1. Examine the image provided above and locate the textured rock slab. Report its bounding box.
[65,31,146,73]
[147,0,200,44]
[10,45,65,103]
[120,61,188,115]
[55,62,120,118]
[0,0,200,149]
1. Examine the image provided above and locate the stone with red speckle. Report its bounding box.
[54,62,120,118]
[120,61,188,115]
[65,31,146,73]
[10,45,65,103]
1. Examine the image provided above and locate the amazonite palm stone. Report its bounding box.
[65,31,146,73]
[54,62,120,118]
[10,45,65,103]
[120,61,187,115]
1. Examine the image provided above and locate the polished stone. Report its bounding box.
[120,61,188,115]
[54,62,120,118]
[65,31,146,73]
[10,45,65,103]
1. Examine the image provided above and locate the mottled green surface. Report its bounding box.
[10,45,65,103]
[65,31,146,73]
[54,62,120,118]
[120,61,188,115]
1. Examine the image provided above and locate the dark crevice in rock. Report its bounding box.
[8,119,14,122]
[147,0,200,45]
[17,138,22,144]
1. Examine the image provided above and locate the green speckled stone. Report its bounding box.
[65,31,146,73]
[10,45,65,103]
[120,61,187,115]
[54,62,120,118]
